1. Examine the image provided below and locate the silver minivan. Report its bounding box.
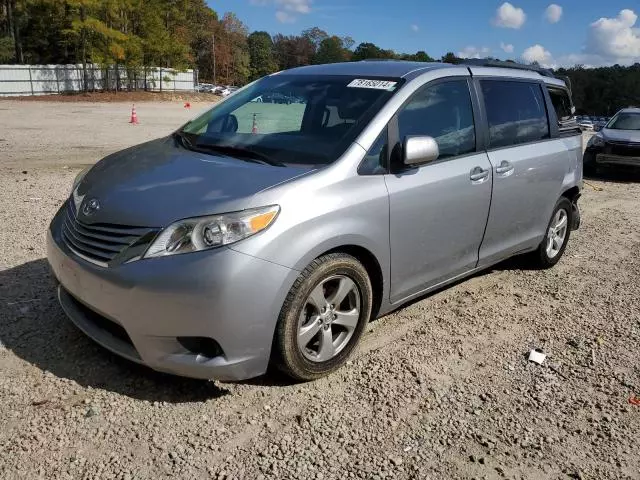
[47,61,583,381]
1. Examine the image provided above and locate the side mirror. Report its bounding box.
[222,114,238,133]
[403,136,439,166]
[206,113,239,134]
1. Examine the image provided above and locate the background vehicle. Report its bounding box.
[195,83,214,93]
[212,86,231,96]
[584,107,640,174]
[47,61,582,382]
[262,92,292,104]
[578,118,594,131]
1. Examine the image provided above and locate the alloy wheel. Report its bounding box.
[297,275,361,362]
[546,208,568,258]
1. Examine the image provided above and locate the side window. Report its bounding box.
[547,87,581,136]
[397,80,476,159]
[359,129,388,175]
[548,87,572,121]
[481,80,550,148]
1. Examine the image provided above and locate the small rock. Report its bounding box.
[389,456,403,466]
[84,406,100,418]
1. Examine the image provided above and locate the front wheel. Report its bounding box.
[530,197,573,269]
[272,253,372,381]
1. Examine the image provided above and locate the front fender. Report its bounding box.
[230,174,391,304]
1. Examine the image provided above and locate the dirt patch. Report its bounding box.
[0,90,222,103]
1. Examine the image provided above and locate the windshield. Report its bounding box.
[606,112,640,131]
[180,74,403,165]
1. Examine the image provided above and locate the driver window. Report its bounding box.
[397,80,476,159]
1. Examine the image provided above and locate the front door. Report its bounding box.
[385,79,493,303]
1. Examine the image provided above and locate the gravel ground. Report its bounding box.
[1,102,639,480]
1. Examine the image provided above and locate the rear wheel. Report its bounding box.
[273,253,372,381]
[530,197,573,269]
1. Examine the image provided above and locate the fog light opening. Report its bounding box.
[177,337,224,359]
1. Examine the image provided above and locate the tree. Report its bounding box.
[302,26,328,53]
[247,30,277,80]
[218,12,249,85]
[315,36,349,64]
[186,0,218,80]
[4,0,24,63]
[404,50,434,62]
[352,42,394,61]
[273,33,314,70]
[441,52,460,64]
[63,0,128,91]
[341,35,354,50]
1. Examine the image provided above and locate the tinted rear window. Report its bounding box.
[548,87,572,121]
[481,80,550,148]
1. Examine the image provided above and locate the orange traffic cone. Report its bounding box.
[129,104,139,124]
[251,113,258,134]
[184,102,191,109]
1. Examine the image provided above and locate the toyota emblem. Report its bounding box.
[82,198,100,216]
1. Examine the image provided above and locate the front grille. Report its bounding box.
[62,200,155,266]
[606,140,640,157]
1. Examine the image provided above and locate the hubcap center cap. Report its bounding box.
[321,304,337,325]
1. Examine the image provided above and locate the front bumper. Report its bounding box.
[596,153,640,167]
[585,142,640,168]
[47,211,298,381]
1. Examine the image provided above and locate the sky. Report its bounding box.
[206,1,640,67]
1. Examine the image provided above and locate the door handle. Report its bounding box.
[496,160,514,176]
[470,166,490,182]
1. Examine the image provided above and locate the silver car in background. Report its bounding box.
[47,61,582,381]
[584,107,640,174]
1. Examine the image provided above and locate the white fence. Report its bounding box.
[0,64,197,96]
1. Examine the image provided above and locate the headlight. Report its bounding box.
[72,166,91,192]
[587,134,604,148]
[143,205,280,258]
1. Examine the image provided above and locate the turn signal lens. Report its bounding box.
[249,210,278,231]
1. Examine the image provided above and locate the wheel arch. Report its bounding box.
[561,185,580,202]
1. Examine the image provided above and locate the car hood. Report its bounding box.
[74,137,314,227]
[601,128,640,143]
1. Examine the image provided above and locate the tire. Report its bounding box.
[530,197,573,269]
[272,253,373,381]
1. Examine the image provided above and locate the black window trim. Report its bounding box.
[388,76,482,173]
[474,76,557,153]
[358,75,482,176]
[546,85,582,138]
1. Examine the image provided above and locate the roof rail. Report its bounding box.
[458,58,556,78]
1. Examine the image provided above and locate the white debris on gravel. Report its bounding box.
[0,103,639,479]
[528,349,547,364]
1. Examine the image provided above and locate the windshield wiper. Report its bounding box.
[173,130,195,149]
[174,131,284,167]
[194,144,285,167]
